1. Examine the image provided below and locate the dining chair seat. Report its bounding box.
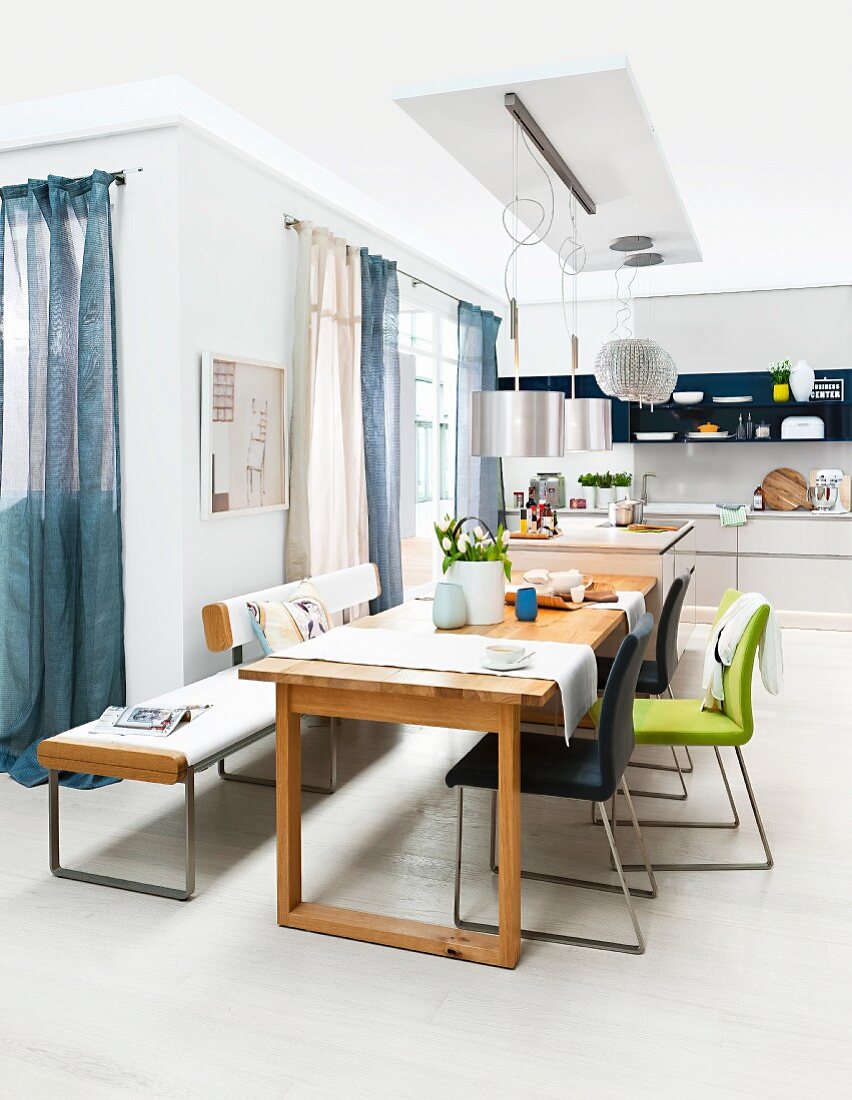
[445,731,614,803]
[588,696,746,747]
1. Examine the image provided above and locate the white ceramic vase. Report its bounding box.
[597,486,615,508]
[445,560,506,625]
[790,359,815,402]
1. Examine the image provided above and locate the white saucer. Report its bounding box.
[480,654,533,672]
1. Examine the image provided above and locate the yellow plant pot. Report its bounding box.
[773,383,790,403]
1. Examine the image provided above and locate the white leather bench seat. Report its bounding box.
[49,666,275,769]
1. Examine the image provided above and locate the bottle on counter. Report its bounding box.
[746,412,754,440]
[519,505,528,535]
[753,485,766,511]
[736,414,746,440]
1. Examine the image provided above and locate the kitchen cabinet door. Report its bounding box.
[737,556,852,613]
[694,554,738,610]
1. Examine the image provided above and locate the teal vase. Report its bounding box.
[433,582,466,629]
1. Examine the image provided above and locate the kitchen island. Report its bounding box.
[508,516,696,655]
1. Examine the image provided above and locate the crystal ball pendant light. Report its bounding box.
[593,237,677,406]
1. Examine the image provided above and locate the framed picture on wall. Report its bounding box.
[200,352,289,519]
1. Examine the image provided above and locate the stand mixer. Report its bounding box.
[807,468,848,512]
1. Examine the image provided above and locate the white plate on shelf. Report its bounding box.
[634,431,677,441]
[712,396,753,404]
[685,431,731,441]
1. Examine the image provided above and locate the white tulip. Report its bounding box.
[441,536,452,551]
[457,533,469,551]
[473,526,484,540]
[501,529,511,545]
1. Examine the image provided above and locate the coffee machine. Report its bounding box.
[528,472,566,509]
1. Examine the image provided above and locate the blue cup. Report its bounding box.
[514,586,538,622]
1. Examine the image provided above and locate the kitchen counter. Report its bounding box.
[645,502,851,519]
[511,518,692,555]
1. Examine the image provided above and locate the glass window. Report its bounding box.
[416,421,431,502]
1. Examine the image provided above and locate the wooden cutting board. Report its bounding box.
[762,467,811,511]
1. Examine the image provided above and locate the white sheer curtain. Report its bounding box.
[286,223,368,584]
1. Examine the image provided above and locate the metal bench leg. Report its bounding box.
[48,768,196,900]
[217,718,338,794]
[455,785,648,954]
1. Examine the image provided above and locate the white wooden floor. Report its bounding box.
[2,625,851,1098]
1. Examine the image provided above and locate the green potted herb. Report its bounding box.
[577,472,599,507]
[597,470,616,507]
[613,471,633,501]
[768,359,792,403]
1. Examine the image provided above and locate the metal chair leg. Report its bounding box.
[455,786,649,953]
[218,718,339,794]
[594,746,740,829]
[620,747,773,872]
[48,768,196,900]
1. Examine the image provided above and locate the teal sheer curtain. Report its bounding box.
[0,171,125,787]
[455,302,502,534]
[360,251,402,613]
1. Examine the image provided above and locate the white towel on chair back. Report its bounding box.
[701,592,783,710]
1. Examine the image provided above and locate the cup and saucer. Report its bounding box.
[480,644,533,672]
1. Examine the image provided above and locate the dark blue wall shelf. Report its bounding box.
[499,369,852,444]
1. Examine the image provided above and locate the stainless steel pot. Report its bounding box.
[608,498,645,526]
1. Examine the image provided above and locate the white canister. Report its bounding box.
[445,560,506,625]
[790,359,815,403]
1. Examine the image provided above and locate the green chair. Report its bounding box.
[590,589,773,872]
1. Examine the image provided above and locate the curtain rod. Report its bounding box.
[282,212,462,306]
[113,168,143,186]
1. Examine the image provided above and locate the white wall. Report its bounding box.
[0,130,184,702]
[178,127,505,683]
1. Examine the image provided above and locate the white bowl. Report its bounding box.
[550,570,587,596]
[672,391,704,405]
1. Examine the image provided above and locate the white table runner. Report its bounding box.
[586,590,646,631]
[274,626,598,743]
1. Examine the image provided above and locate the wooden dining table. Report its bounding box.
[239,572,656,970]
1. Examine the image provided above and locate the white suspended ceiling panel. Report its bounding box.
[395,57,701,272]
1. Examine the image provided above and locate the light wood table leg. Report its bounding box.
[273,686,522,968]
[497,703,522,968]
[276,683,302,925]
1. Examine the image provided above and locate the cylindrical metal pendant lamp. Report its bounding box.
[564,396,612,452]
[471,389,565,457]
[563,333,612,451]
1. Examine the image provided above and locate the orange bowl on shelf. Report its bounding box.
[697,421,721,433]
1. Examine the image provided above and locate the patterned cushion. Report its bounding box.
[247,582,331,655]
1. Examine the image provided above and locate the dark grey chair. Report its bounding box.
[445,613,656,954]
[598,570,694,800]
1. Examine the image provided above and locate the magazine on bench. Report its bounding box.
[90,704,212,737]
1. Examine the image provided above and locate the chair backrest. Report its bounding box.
[655,571,693,687]
[201,562,381,653]
[711,589,770,737]
[597,613,654,792]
